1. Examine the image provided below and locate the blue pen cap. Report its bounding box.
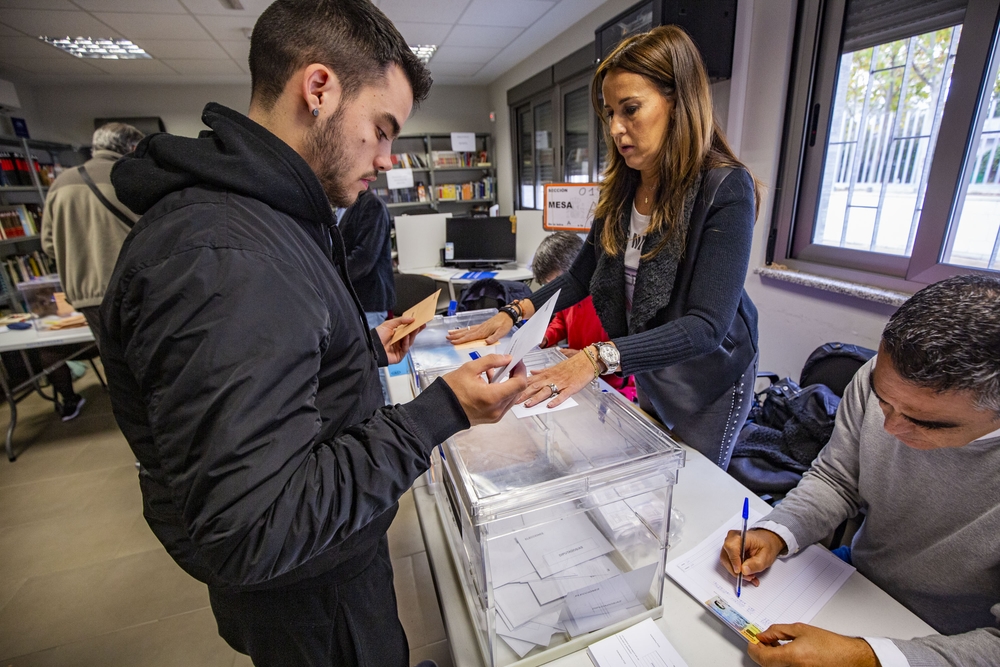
[447,300,458,316]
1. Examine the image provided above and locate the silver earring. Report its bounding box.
[312,108,320,117]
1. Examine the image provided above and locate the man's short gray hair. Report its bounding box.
[881,274,1000,414]
[92,122,145,155]
[531,232,584,284]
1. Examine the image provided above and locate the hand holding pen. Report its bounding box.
[720,520,787,589]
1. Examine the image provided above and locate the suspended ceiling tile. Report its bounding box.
[217,40,250,70]
[0,9,123,38]
[377,0,473,25]
[87,58,180,75]
[161,58,244,75]
[458,0,556,28]
[431,45,501,65]
[13,57,106,75]
[0,23,20,36]
[73,0,189,13]
[139,39,230,60]
[443,25,523,48]
[92,12,211,40]
[179,0,272,16]
[0,0,77,10]
[194,14,257,42]
[393,21,452,46]
[427,61,483,77]
[0,35,79,60]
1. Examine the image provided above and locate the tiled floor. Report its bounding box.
[0,365,453,666]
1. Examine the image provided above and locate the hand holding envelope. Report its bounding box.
[389,289,441,344]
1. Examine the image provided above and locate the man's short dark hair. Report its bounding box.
[249,0,432,112]
[881,274,1000,414]
[532,232,584,283]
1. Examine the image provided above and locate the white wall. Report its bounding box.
[17,82,488,146]
[486,0,898,378]
[732,0,896,377]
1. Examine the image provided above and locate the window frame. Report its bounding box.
[769,0,1000,290]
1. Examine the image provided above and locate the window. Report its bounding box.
[770,0,1000,286]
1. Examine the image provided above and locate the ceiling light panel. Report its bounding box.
[40,37,152,59]
[410,44,437,63]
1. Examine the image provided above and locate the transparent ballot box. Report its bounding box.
[408,307,514,383]
[417,349,686,666]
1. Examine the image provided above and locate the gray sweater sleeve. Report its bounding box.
[760,359,872,550]
[892,611,1000,666]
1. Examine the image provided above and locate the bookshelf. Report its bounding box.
[0,136,76,311]
[372,133,496,215]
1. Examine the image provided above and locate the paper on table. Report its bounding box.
[562,564,656,637]
[515,511,613,578]
[389,289,440,344]
[587,618,690,667]
[452,339,492,350]
[490,290,561,384]
[510,397,578,419]
[665,510,855,630]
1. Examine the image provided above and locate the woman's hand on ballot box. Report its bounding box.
[446,311,514,346]
[517,350,601,409]
[442,354,528,426]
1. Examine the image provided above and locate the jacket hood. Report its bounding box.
[112,103,334,230]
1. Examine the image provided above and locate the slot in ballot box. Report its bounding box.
[415,348,685,667]
[408,308,514,385]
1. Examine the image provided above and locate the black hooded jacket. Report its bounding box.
[102,103,468,591]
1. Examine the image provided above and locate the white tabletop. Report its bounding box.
[400,266,534,283]
[0,325,95,353]
[412,402,937,667]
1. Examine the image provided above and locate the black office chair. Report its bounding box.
[393,273,439,314]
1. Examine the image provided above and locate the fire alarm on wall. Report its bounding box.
[489,111,496,122]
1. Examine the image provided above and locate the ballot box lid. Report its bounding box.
[418,348,686,524]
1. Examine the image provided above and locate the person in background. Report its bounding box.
[101,1,526,665]
[338,190,395,403]
[41,122,144,351]
[450,26,760,470]
[532,232,636,402]
[721,275,1000,667]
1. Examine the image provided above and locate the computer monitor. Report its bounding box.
[446,217,517,268]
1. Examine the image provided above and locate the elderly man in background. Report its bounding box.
[42,122,144,350]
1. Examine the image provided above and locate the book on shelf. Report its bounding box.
[389,152,428,169]
[435,176,494,202]
[430,150,492,168]
[0,152,54,187]
[1,250,54,288]
[0,205,41,238]
[373,183,429,205]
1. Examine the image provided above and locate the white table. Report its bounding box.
[407,389,937,667]
[0,325,96,461]
[399,265,534,302]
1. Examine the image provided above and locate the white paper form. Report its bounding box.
[562,564,656,637]
[665,511,855,629]
[587,618,690,667]
[489,532,537,588]
[515,511,613,578]
[526,555,621,604]
[491,290,561,384]
[510,396,578,419]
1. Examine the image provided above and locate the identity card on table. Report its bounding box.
[490,289,561,384]
[665,509,854,642]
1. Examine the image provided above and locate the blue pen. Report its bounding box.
[469,351,481,360]
[737,497,749,597]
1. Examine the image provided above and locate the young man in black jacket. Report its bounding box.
[101,1,527,665]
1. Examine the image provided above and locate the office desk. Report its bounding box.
[0,325,96,461]
[403,377,937,666]
[399,266,534,302]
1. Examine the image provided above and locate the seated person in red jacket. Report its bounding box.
[532,232,636,401]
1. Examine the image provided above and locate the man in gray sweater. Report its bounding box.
[721,275,1000,667]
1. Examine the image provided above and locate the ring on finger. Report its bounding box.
[547,383,560,398]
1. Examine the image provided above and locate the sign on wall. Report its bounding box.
[543,183,601,232]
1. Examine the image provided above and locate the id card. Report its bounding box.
[705,596,762,644]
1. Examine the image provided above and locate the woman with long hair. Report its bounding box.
[448,26,760,469]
